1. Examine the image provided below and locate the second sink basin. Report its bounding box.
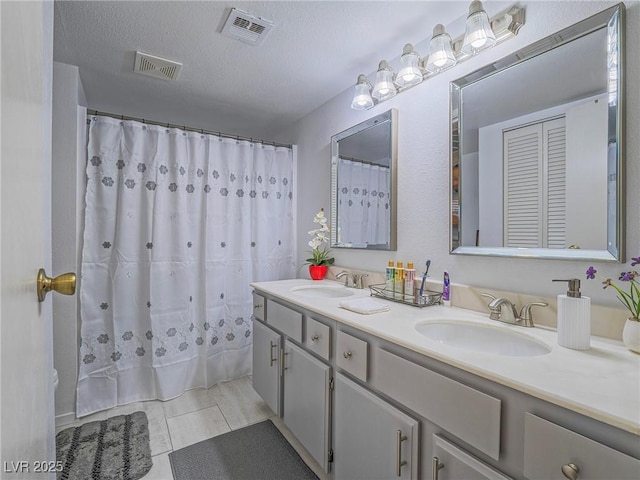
[290,284,356,299]
[415,320,551,357]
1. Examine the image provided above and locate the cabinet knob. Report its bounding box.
[311,334,319,342]
[343,351,352,359]
[253,304,263,309]
[561,463,579,480]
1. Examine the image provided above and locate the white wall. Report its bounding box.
[274,1,640,308]
[52,62,86,425]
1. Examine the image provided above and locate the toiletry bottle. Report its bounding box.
[386,261,395,293]
[404,262,416,303]
[442,272,451,306]
[394,261,404,300]
[553,278,590,350]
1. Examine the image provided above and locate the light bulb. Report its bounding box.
[461,0,496,56]
[350,74,374,110]
[372,60,397,101]
[396,44,423,87]
[425,24,457,73]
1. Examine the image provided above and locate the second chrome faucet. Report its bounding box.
[336,271,369,289]
[481,294,548,327]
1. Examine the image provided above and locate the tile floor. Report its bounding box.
[56,376,328,480]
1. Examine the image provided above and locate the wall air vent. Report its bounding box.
[134,52,182,81]
[221,8,275,46]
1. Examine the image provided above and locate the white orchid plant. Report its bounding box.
[306,208,335,266]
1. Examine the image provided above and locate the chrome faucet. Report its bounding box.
[336,271,369,289]
[481,294,548,327]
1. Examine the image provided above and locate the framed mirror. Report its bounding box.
[450,4,625,262]
[330,109,398,250]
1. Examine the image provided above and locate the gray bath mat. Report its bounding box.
[169,419,318,480]
[55,411,152,480]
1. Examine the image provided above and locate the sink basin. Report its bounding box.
[415,321,551,357]
[290,285,356,299]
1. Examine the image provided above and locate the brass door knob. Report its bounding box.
[37,268,76,302]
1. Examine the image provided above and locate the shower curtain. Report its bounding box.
[77,115,295,417]
[337,157,390,246]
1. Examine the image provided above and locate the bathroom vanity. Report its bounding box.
[251,279,640,480]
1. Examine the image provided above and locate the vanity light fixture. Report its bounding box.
[371,60,397,101]
[425,24,457,74]
[461,0,496,56]
[396,44,423,87]
[351,74,374,110]
[349,2,525,110]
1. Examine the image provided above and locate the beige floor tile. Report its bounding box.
[161,387,217,419]
[166,405,230,451]
[211,376,273,430]
[142,452,173,480]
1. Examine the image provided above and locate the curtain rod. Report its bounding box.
[338,155,390,168]
[87,110,292,149]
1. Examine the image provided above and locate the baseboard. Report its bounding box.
[55,411,76,428]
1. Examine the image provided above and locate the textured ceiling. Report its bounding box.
[53,1,478,139]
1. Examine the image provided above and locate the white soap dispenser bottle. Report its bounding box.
[553,278,591,350]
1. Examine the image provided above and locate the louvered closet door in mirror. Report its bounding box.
[503,117,566,248]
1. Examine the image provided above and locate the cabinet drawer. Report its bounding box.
[252,292,265,322]
[372,348,501,460]
[266,300,302,342]
[305,317,331,361]
[336,330,368,382]
[433,435,512,480]
[523,413,640,480]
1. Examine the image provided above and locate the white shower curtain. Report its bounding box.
[337,157,390,246]
[77,115,295,417]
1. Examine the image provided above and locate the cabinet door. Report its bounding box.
[333,373,419,480]
[283,340,331,473]
[432,435,512,480]
[252,320,281,416]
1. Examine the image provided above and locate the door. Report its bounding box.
[283,340,331,473]
[252,320,282,415]
[1,1,55,476]
[333,373,419,480]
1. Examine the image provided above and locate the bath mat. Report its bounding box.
[55,411,152,480]
[169,419,318,480]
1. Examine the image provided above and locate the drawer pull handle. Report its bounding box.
[396,430,407,476]
[311,334,319,342]
[432,457,444,480]
[269,341,277,367]
[561,463,579,480]
[343,351,352,359]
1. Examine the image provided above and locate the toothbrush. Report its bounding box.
[418,260,431,298]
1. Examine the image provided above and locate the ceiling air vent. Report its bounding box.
[221,8,274,46]
[134,52,182,81]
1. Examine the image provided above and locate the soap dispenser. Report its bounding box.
[553,278,591,350]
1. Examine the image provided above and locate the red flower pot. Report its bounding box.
[309,265,328,280]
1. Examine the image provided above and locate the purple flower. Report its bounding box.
[586,266,597,279]
[632,257,640,267]
[620,271,637,282]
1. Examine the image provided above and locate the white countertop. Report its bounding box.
[251,278,640,435]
